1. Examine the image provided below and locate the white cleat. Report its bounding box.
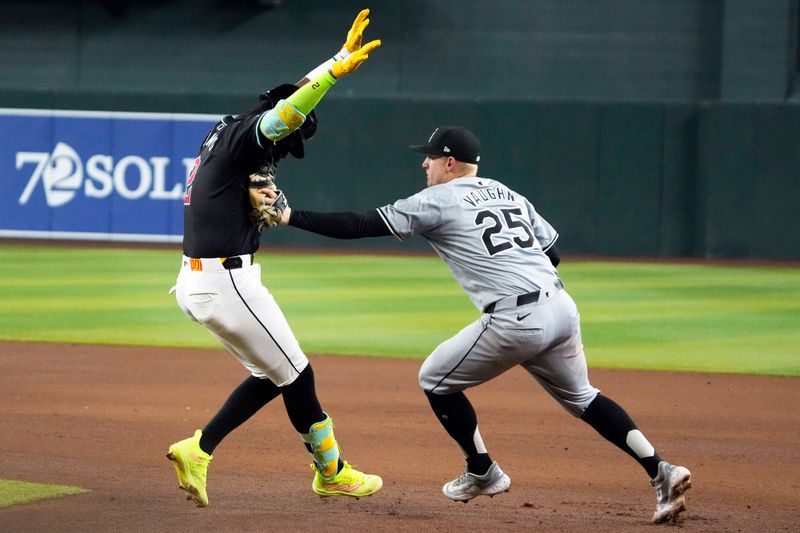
[443,462,511,502]
[651,461,692,523]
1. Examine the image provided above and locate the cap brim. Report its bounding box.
[409,143,439,155]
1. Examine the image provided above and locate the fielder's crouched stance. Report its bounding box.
[268,126,692,523]
[166,9,382,507]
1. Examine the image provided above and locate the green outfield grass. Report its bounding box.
[0,479,87,508]
[0,244,798,376]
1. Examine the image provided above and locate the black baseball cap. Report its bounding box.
[409,126,481,164]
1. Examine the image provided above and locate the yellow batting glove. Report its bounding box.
[342,9,370,53]
[331,39,381,78]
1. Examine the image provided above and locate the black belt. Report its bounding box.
[184,254,254,272]
[221,254,254,270]
[484,279,564,314]
[221,256,244,270]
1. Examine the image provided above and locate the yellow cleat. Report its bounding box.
[311,461,382,498]
[166,429,212,507]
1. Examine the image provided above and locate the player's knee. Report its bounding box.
[418,370,457,395]
[417,369,428,390]
[418,368,435,392]
[561,389,600,417]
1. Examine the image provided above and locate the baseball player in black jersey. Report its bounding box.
[166,9,383,507]
[264,126,692,523]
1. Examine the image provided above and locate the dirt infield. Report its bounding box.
[1,342,797,532]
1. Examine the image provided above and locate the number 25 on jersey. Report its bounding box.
[475,207,536,255]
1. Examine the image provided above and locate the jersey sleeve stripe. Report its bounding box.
[376,207,404,241]
[541,232,559,252]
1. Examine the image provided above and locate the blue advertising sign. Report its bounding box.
[0,109,218,242]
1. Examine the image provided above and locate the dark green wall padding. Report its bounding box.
[268,98,799,259]
[697,104,800,258]
[0,0,727,102]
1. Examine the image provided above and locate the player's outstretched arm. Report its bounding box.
[288,208,392,239]
[329,40,381,79]
[287,8,381,112]
[259,9,381,142]
[297,8,374,87]
[262,188,390,238]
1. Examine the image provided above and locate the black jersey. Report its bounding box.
[182,113,271,257]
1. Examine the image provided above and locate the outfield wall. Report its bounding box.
[1,100,798,259]
[2,1,798,258]
[697,104,800,259]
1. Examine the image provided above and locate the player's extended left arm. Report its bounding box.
[258,9,381,142]
[285,206,391,239]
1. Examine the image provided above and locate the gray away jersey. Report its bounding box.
[377,176,560,311]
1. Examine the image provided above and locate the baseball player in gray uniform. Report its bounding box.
[262,126,692,523]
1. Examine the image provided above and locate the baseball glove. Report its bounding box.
[248,172,288,231]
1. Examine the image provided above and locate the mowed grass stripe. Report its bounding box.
[0,245,798,376]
